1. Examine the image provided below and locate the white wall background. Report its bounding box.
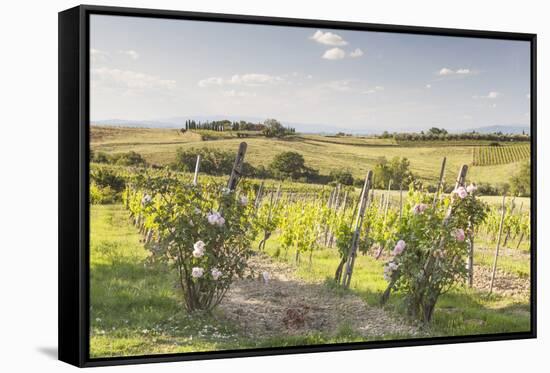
[0,0,545,371]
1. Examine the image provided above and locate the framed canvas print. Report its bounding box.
[58,4,537,367]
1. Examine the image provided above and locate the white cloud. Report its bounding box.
[361,86,384,95]
[438,67,454,76]
[473,91,500,99]
[310,30,348,46]
[119,49,139,60]
[198,77,224,88]
[90,48,109,63]
[91,68,176,92]
[230,73,283,86]
[221,90,257,98]
[322,48,346,60]
[198,73,284,88]
[349,48,364,58]
[438,67,472,76]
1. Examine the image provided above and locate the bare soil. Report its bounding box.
[472,265,530,298]
[219,253,420,339]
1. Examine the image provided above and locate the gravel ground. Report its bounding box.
[219,253,420,339]
[472,265,530,298]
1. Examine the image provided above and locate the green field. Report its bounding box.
[473,144,530,166]
[91,126,527,185]
[90,204,530,357]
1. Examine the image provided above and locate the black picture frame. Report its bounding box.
[59,4,537,368]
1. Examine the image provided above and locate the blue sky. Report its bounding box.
[90,14,531,133]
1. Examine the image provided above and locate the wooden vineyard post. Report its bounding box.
[433,157,447,208]
[227,142,247,191]
[193,154,201,186]
[489,195,507,295]
[503,197,516,247]
[342,171,373,288]
[254,181,264,210]
[399,184,403,220]
[383,179,392,225]
[327,184,341,247]
[467,226,474,287]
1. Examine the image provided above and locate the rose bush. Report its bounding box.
[124,171,256,312]
[383,186,487,323]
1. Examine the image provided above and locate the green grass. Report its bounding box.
[91,126,528,186]
[89,205,416,357]
[90,204,530,358]
[90,204,244,357]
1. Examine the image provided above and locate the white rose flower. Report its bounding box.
[191,267,204,278]
[207,212,220,225]
[211,268,222,280]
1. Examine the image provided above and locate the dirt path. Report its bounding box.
[219,253,420,339]
[472,265,530,298]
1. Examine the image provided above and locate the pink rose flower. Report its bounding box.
[454,186,468,199]
[466,183,477,193]
[412,203,428,215]
[392,240,406,255]
[207,212,225,226]
[454,228,465,242]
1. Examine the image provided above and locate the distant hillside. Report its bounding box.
[91,118,530,136]
[464,125,530,135]
[91,116,361,134]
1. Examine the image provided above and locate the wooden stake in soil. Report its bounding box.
[432,157,447,208]
[489,194,507,295]
[342,170,373,288]
[399,184,403,220]
[227,142,247,191]
[193,154,201,186]
[254,181,264,210]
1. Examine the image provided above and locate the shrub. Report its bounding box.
[91,151,110,163]
[270,151,305,180]
[383,187,488,323]
[172,147,255,177]
[111,151,147,166]
[373,157,416,189]
[262,118,292,138]
[90,183,116,204]
[91,168,125,192]
[90,168,125,203]
[329,169,354,185]
[510,161,530,196]
[128,175,256,312]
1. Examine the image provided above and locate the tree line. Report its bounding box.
[377,127,530,142]
[183,118,295,137]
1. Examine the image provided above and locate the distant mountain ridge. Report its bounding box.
[91,117,530,135]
